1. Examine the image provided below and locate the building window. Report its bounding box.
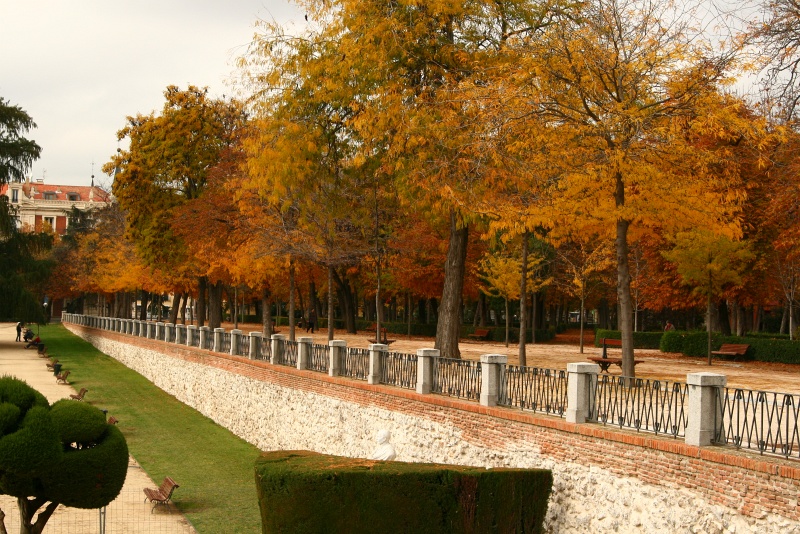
[43,192,57,200]
[43,216,55,230]
[11,189,18,203]
[67,192,80,201]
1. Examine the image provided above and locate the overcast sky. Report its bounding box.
[0,0,303,188]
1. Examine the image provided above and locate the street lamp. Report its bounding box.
[40,296,50,335]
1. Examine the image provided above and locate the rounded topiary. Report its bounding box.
[50,398,107,444]
[0,376,48,413]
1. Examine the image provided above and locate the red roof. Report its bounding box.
[1,182,110,203]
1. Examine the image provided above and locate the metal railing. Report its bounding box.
[257,338,271,361]
[342,348,369,380]
[277,340,298,367]
[238,337,250,358]
[220,333,232,354]
[309,344,329,373]
[714,387,800,459]
[380,351,417,390]
[432,358,481,401]
[591,375,688,438]
[498,366,568,417]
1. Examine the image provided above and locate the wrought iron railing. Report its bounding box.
[498,366,568,417]
[591,375,688,438]
[277,340,298,367]
[380,351,417,390]
[309,344,329,373]
[342,348,369,380]
[238,336,251,358]
[257,337,271,361]
[714,387,800,459]
[220,332,232,354]
[432,358,481,401]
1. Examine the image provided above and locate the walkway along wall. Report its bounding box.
[64,323,800,533]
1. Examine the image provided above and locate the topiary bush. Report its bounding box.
[255,450,552,534]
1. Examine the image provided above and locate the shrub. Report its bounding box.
[255,450,552,534]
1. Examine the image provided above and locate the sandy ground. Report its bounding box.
[0,323,195,533]
[248,323,800,395]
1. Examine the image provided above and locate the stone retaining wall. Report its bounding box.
[68,325,800,534]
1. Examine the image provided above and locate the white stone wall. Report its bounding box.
[73,329,800,534]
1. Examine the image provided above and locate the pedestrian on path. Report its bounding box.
[15,321,23,342]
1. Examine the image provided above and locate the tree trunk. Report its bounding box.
[376,258,382,342]
[327,265,335,341]
[615,216,636,377]
[518,232,529,366]
[262,287,274,337]
[579,292,586,354]
[718,299,731,336]
[504,297,510,348]
[169,292,182,324]
[208,281,223,329]
[197,277,207,327]
[331,268,358,333]
[407,292,412,336]
[531,292,538,344]
[435,212,468,359]
[289,259,296,341]
[707,280,713,366]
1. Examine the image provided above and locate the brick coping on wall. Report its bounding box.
[72,324,800,483]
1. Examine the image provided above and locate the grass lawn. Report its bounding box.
[42,324,263,533]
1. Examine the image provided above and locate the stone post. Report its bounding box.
[249,332,262,360]
[156,322,165,341]
[175,324,186,345]
[230,329,243,356]
[416,348,439,395]
[329,340,347,377]
[165,323,175,343]
[271,334,286,365]
[566,362,600,424]
[297,337,313,370]
[146,322,155,339]
[187,325,198,347]
[686,372,727,447]
[480,354,508,407]
[199,326,211,350]
[213,328,225,353]
[368,344,388,385]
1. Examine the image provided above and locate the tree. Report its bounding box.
[0,377,128,534]
[0,97,41,185]
[663,230,754,364]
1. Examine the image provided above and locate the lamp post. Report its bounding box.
[40,297,49,335]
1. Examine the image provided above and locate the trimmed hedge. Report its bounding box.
[255,450,552,534]
[660,331,800,364]
[594,329,664,349]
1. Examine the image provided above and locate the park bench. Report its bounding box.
[587,338,643,373]
[37,344,47,357]
[56,370,70,385]
[46,358,58,371]
[107,416,119,425]
[367,324,395,345]
[711,343,750,360]
[69,388,88,401]
[144,477,180,513]
[467,328,492,341]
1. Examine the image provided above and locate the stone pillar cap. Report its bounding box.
[329,340,347,347]
[567,362,600,373]
[369,343,388,350]
[417,348,439,357]
[298,336,313,343]
[480,354,507,364]
[687,372,727,387]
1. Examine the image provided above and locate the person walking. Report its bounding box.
[664,320,675,332]
[306,309,317,333]
[15,321,23,342]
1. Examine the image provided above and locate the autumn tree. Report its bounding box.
[663,229,754,364]
[106,86,246,328]
[510,0,757,375]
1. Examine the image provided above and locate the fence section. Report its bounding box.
[592,375,688,438]
[714,387,800,458]
[309,344,329,373]
[342,347,369,380]
[380,351,417,390]
[498,366,568,417]
[432,358,481,401]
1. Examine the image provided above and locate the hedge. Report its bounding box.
[255,450,552,534]
[594,329,664,349]
[660,331,800,364]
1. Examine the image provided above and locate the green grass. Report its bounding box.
[39,324,263,533]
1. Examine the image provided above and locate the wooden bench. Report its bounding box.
[70,388,88,401]
[56,370,70,385]
[711,343,750,360]
[144,477,180,513]
[37,344,47,357]
[468,328,492,341]
[46,358,58,371]
[367,324,395,345]
[107,416,119,425]
[589,338,643,373]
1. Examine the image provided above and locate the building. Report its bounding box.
[1,178,111,234]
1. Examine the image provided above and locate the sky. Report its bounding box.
[0,0,303,188]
